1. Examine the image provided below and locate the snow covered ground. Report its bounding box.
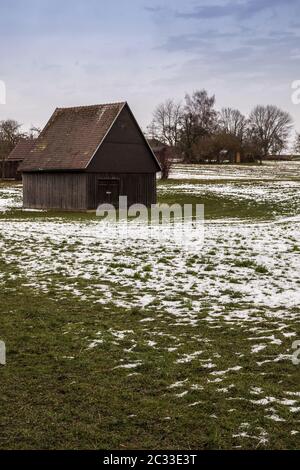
[1,216,299,319]
[0,164,299,448]
[170,160,300,180]
[0,185,22,212]
[159,179,300,204]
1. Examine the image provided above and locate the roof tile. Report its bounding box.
[7,139,36,162]
[19,102,125,171]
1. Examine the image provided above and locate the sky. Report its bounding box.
[0,0,300,137]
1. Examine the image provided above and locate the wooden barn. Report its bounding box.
[2,139,35,180]
[19,102,161,210]
[148,138,183,163]
[148,139,169,160]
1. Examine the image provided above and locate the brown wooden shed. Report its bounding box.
[19,102,161,210]
[3,139,35,180]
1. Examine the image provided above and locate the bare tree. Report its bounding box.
[147,99,182,147]
[28,126,41,139]
[180,89,218,162]
[218,108,247,142]
[156,147,172,179]
[248,105,293,162]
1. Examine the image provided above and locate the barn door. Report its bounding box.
[97,179,120,207]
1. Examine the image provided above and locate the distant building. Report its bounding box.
[147,139,182,163]
[3,139,35,180]
[148,139,169,165]
[19,102,161,210]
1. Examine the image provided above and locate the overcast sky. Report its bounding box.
[1,0,300,135]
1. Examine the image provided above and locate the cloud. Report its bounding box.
[175,1,237,20]
[159,34,209,52]
[175,0,297,21]
[144,5,164,13]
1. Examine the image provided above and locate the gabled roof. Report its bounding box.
[19,102,126,171]
[147,138,169,152]
[7,139,36,162]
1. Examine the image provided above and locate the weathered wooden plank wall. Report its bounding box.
[23,172,156,210]
[23,172,87,210]
[86,173,156,209]
[2,161,22,180]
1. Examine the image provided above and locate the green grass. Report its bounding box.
[1,276,299,450]
[1,177,299,221]
[1,177,300,449]
[158,178,300,220]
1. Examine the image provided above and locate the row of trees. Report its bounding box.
[147,90,296,165]
[1,97,298,178]
[0,119,40,178]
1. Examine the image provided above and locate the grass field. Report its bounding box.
[0,162,300,449]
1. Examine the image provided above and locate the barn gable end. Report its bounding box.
[87,104,160,173]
